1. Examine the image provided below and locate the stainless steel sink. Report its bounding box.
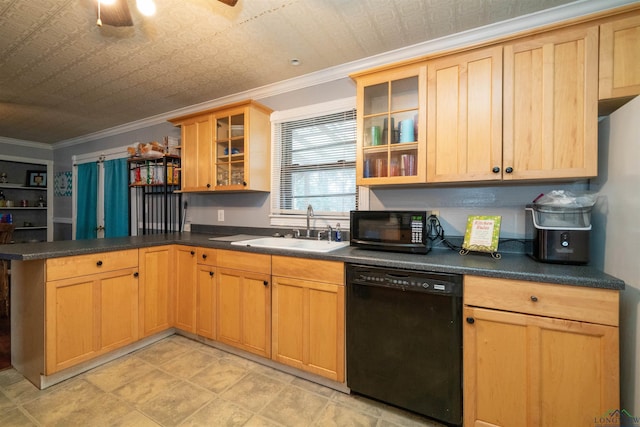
[230,237,349,253]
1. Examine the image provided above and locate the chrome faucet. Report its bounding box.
[326,224,333,242]
[306,204,314,238]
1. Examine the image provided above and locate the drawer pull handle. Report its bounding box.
[133,272,139,278]
[202,254,207,259]
[96,260,103,267]
[209,271,214,277]
[190,251,195,256]
[530,295,538,302]
[466,317,475,324]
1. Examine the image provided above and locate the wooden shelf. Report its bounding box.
[0,183,47,191]
[0,207,47,210]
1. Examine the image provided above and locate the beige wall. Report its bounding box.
[592,95,640,413]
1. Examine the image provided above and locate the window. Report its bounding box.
[271,99,356,227]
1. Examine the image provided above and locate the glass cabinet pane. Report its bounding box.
[392,149,417,177]
[230,163,244,185]
[391,111,418,143]
[216,115,230,161]
[363,83,389,116]
[217,163,229,186]
[390,76,419,111]
[363,116,385,147]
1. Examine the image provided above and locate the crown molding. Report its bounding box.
[0,136,53,150]
[54,0,636,150]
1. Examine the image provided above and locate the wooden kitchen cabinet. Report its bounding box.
[216,250,271,358]
[272,256,345,382]
[176,113,213,191]
[213,101,271,191]
[169,100,272,192]
[45,250,139,374]
[174,246,197,333]
[196,264,217,339]
[352,63,427,185]
[138,246,174,337]
[196,247,218,339]
[426,46,503,182]
[503,25,599,180]
[599,13,640,113]
[463,276,619,427]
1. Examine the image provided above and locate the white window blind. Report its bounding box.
[271,108,357,222]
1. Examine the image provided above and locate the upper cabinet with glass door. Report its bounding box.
[352,63,427,185]
[169,100,272,192]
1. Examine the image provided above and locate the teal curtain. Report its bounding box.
[76,162,98,240]
[104,158,129,238]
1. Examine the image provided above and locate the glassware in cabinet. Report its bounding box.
[215,112,246,188]
[356,65,425,184]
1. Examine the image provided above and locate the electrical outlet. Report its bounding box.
[218,209,224,222]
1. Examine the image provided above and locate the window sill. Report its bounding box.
[269,214,348,231]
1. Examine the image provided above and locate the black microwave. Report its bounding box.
[350,210,431,254]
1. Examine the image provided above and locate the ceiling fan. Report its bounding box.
[96,0,238,27]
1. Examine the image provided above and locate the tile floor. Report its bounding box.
[0,335,444,427]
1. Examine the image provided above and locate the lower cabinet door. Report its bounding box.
[174,246,197,333]
[138,246,173,337]
[464,306,619,427]
[100,270,139,353]
[272,276,345,382]
[45,268,139,374]
[196,265,216,339]
[217,268,271,358]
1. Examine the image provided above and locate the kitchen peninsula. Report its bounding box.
[0,232,624,425]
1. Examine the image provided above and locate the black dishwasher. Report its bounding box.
[346,264,462,426]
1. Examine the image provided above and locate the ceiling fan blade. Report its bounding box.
[217,0,238,6]
[99,0,134,27]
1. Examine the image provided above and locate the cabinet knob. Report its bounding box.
[505,167,513,174]
[206,183,211,188]
[242,181,247,186]
[190,250,195,256]
[466,317,475,324]
[133,272,139,278]
[492,167,500,173]
[209,271,214,277]
[96,260,103,267]
[202,254,207,259]
[263,280,269,287]
[530,295,538,302]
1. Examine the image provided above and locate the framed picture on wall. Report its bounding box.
[26,170,47,187]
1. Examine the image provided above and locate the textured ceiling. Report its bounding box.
[1,0,582,144]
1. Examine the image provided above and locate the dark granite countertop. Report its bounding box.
[0,232,624,290]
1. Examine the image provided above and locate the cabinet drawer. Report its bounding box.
[272,256,344,285]
[196,247,217,266]
[47,249,138,282]
[217,249,270,274]
[464,276,619,327]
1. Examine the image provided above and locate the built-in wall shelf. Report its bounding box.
[0,158,51,242]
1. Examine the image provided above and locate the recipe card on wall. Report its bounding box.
[462,215,502,253]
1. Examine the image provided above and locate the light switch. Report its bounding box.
[218,209,224,222]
